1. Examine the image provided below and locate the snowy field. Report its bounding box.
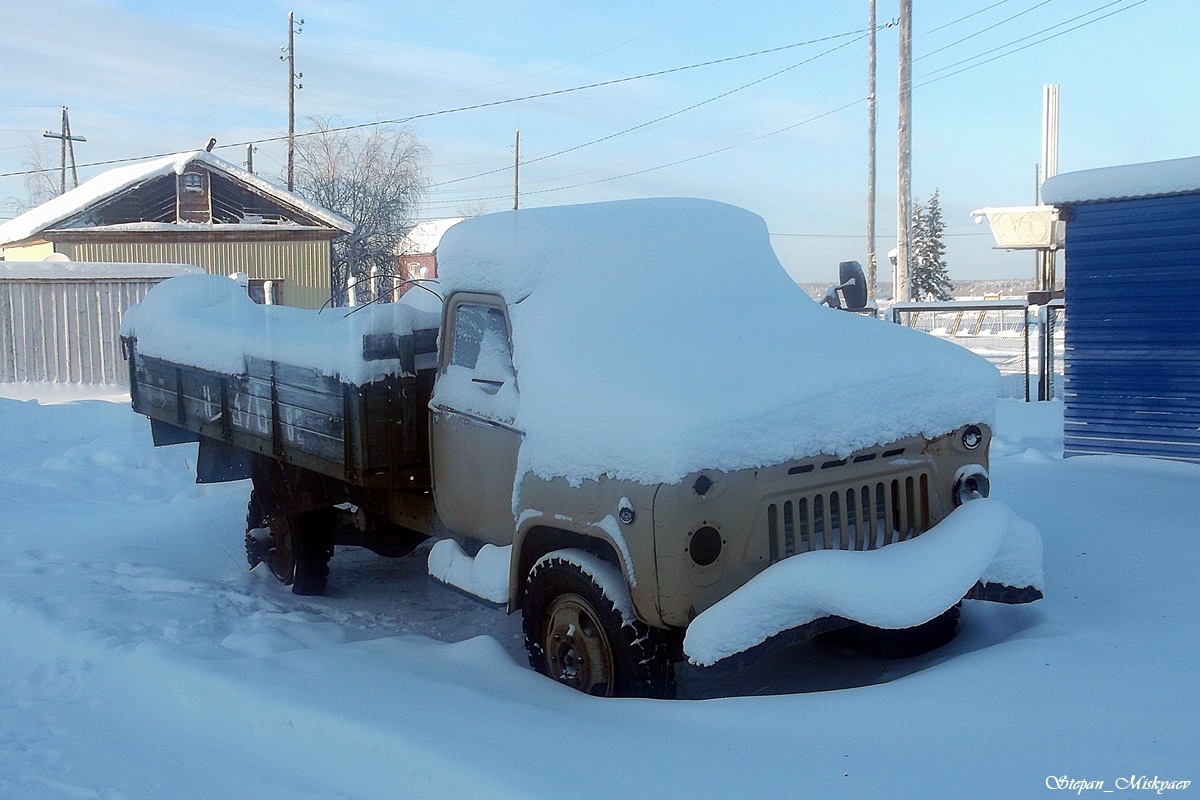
[0,386,1196,799]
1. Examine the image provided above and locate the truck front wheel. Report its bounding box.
[522,551,674,698]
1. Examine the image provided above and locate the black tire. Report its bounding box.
[245,490,269,570]
[245,488,335,596]
[822,604,961,659]
[523,551,675,698]
[290,508,336,596]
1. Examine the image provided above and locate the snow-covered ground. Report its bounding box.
[0,386,1196,799]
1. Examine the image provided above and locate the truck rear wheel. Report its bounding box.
[245,491,334,596]
[522,551,674,698]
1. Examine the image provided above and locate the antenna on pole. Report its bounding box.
[43,107,86,194]
[1039,84,1060,291]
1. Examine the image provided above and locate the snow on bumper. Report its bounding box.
[683,498,1043,666]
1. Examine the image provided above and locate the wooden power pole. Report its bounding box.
[866,0,878,300]
[513,129,521,210]
[283,11,304,191]
[895,0,913,302]
[43,106,86,195]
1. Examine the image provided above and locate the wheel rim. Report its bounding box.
[265,516,297,585]
[544,593,615,696]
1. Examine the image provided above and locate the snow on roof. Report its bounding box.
[400,217,465,254]
[436,198,999,487]
[0,150,353,247]
[0,261,203,280]
[47,222,336,234]
[1041,154,1200,205]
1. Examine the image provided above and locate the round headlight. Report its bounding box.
[688,526,723,566]
[962,425,984,450]
[953,470,991,506]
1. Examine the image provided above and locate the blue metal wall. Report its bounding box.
[1063,192,1200,462]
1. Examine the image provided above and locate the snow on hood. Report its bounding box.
[121,274,440,385]
[436,198,999,487]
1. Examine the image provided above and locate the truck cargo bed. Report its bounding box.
[123,333,434,487]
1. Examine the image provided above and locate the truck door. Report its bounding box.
[429,293,522,544]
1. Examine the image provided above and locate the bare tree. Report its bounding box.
[291,117,428,305]
[9,138,62,212]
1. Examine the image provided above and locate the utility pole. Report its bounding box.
[43,106,86,195]
[282,11,304,191]
[513,129,520,210]
[246,144,255,174]
[895,0,913,302]
[866,0,878,300]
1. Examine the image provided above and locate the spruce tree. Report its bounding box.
[910,189,954,301]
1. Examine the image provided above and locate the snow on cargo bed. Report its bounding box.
[436,198,999,488]
[120,274,442,386]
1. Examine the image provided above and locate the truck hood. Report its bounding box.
[436,198,999,488]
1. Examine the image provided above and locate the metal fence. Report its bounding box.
[888,299,1065,401]
[1,263,198,385]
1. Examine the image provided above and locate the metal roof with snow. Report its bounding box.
[0,150,353,248]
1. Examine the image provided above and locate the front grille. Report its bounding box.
[767,471,931,561]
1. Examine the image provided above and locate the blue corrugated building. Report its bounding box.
[1042,156,1200,463]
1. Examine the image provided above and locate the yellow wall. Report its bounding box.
[55,239,332,309]
[1,242,55,261]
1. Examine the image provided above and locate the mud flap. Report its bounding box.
[196,436,251,484]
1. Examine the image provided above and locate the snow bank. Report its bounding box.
[427,540,512,605]
[1042,154,1200,204]
[683,498,1043,666]
[436,198,999,488]
[121,273,440,385]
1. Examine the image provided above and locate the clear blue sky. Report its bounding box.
[1,0,1195,283]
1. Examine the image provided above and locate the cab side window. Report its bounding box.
[451,304,513,382]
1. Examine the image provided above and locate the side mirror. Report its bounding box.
[838,260,868,311]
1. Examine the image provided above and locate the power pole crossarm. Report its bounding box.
[43,106,86,194]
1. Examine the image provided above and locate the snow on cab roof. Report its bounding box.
[436,198,999,487]
[0,150,353,247]
[1042,154,1200,205]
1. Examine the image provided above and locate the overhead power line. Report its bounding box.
[424,0,1148,209]
[429,32,870,191]
[0,27,870,180]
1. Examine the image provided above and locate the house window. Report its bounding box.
[182,172,203,192]
[247,279,283,305]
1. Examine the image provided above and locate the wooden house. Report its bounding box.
[0,151,353,309]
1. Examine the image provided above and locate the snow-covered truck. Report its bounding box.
[121,198,1043,697]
